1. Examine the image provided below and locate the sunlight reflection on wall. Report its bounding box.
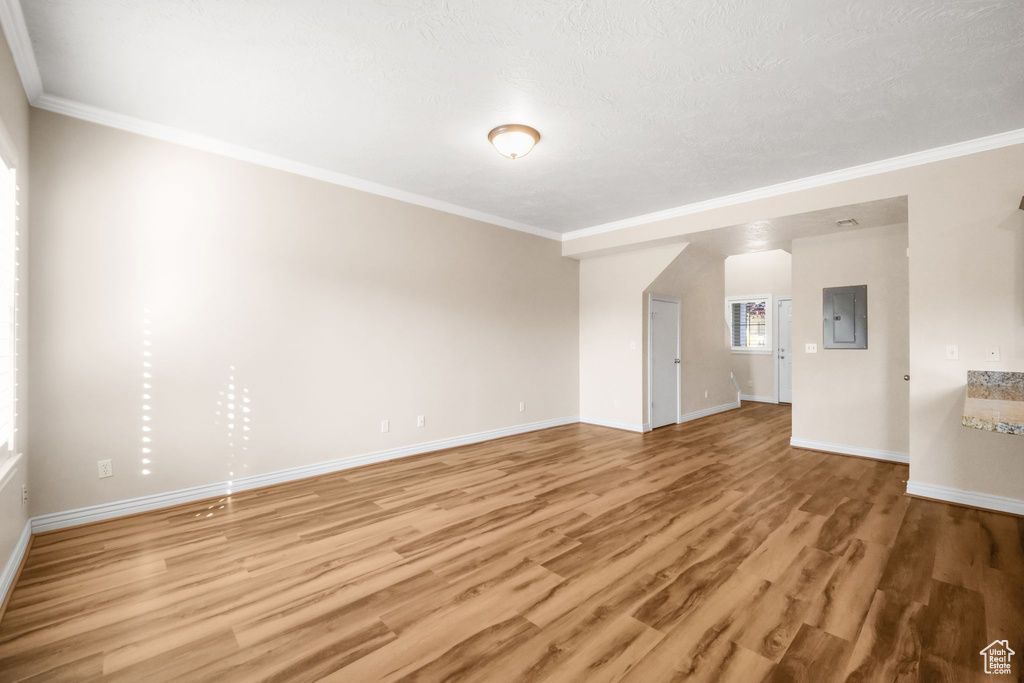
[214,365,251,498]
[141,308,153,476]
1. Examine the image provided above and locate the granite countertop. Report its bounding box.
[962,371,1024,435]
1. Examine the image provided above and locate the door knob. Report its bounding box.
[674,359,681,363]
[903,375,910,381]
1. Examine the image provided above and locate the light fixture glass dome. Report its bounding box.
[488,124,540,159]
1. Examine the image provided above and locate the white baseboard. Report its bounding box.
[679,401,741,424]
[906,481,1024,517]
[740,394,777,404]
[30,415,580,534]
[789,437,909,464]
[0,519,31,607]
[579,416,646,433]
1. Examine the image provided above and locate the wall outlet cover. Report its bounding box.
[380,419,389,433]
[519,401,526,412]
[417,415,425,427]
[805,343,818,353]
[97,459,113,479]
[986,346,1001,362]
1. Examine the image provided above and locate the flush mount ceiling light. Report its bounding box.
[836,218,859,227]
[488,124,540,159]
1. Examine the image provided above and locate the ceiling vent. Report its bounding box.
[835,218,859,227]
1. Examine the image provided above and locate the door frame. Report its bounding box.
[647,293,682,430]
[774,296,793,404]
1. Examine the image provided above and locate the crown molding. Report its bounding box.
[0,5,560,241]
[562,126,1024,241]
[0,0,41,102]
[33,94,561,241]
[6,0,1024,245]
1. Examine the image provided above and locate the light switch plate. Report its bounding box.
[986,346,1001,362]
[380,419,389,433]
[805,343,818,353]
[946,345,959,360]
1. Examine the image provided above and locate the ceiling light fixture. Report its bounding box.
[488,124,540,159]
[836,218,859,227]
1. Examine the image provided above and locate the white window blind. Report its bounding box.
[0,158,16,455]
[726,295,772,354]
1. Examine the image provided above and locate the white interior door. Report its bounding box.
[650,297,680,429]
[778,298,793,403]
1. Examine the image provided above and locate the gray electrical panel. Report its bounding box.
[823,285,867,349]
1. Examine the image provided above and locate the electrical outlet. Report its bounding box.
[945,345,959,360]
[519,401,525,412]
[986,346,1001,362]
[21,484,27,506]
[629,341,636,351]
[805,343,818,353]
[704,390,708,399]
[97,459,113,479]
[417,415,425,427]
[380,419,389,433]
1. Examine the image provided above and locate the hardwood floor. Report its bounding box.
[1,403,1021,682]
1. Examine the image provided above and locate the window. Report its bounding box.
[0,155,16,460]
[727,295,772,353]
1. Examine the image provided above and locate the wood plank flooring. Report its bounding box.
[1,403,1021,682]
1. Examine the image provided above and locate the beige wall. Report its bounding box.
[28,110,579,515]
[579,244,682,429]
[0,29,30,574]
[679,260,736,415]
[792,225,910,454]
[645,247,736,419]
[725,250,792,400]
[565,143,1024,503]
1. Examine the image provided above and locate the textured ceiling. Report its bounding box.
[19,0,1024,233]
[684,196,908,256]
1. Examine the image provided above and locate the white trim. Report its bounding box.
[789,437,909,464]
[740,395,777,404]
[726,294,773,353]
[0,451,21,493]
[647,293,682,430]
[5,0,1024,244]
[774,296,792,404]
[0,115,17,169]
[0,517,30,606]
[0,0,41,101]
[562,127,1024,241]
[30,415,579,533]
[30,93,561,242]
[579,416,646,434]
[679,401,741,423]
[906,481,1024,518]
